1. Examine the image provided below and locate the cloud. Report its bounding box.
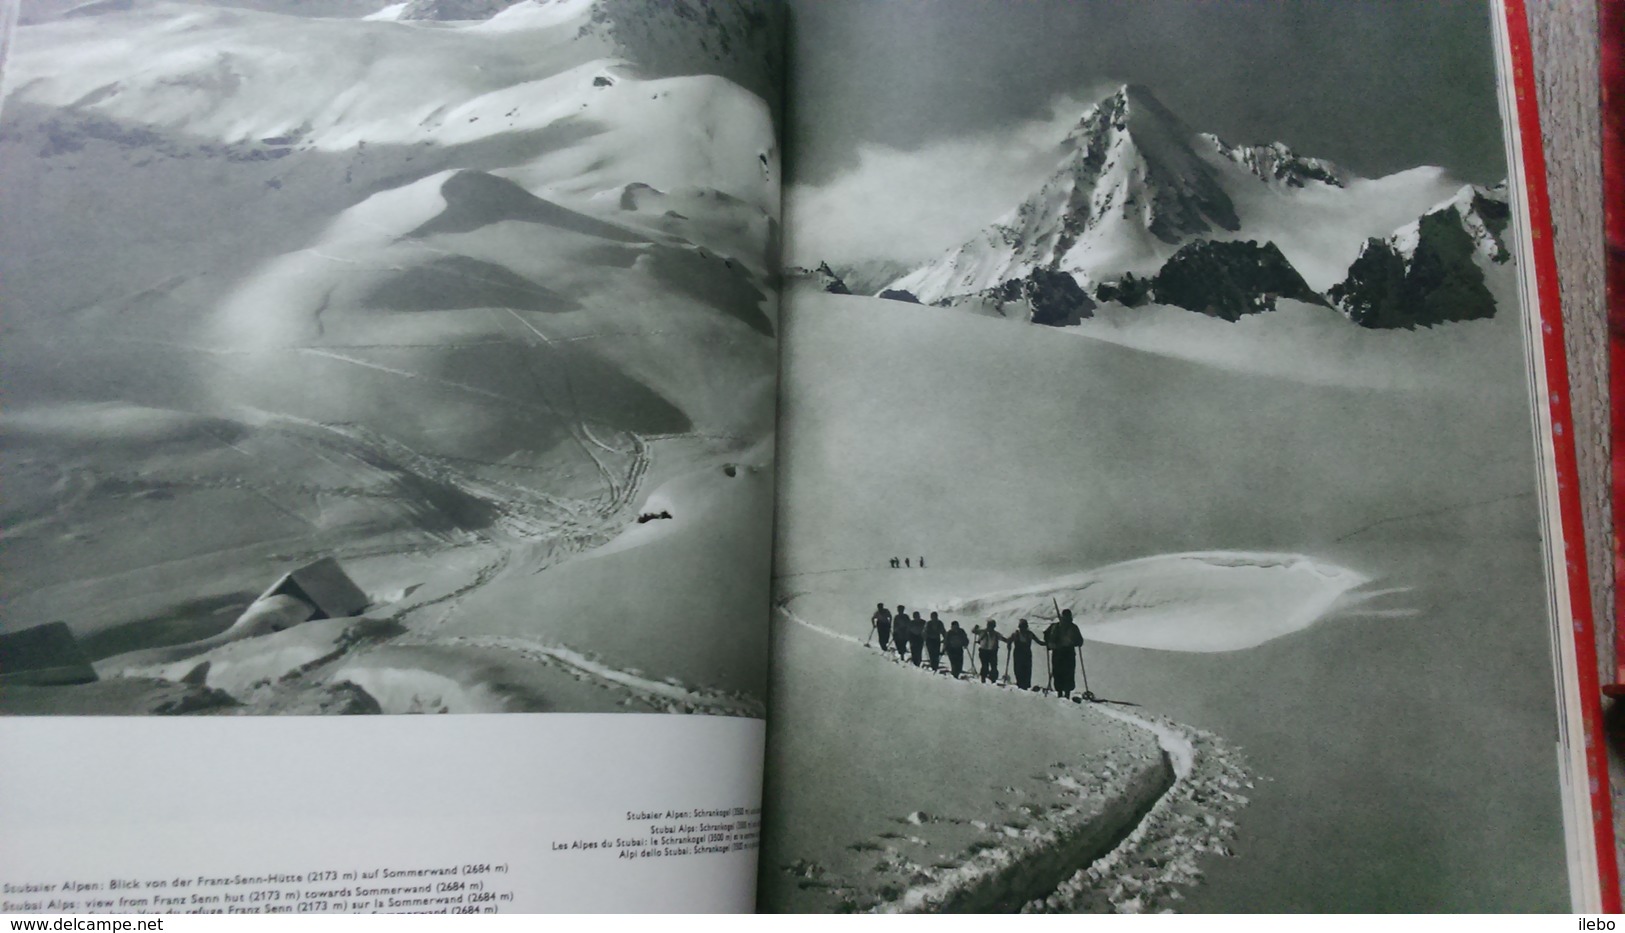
[784,87,1112,267]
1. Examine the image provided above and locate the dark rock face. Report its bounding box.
[1144,239,1319,321]
[1468,190,1512,263]
[1094,273,1152,307]
[1329,207,1498,329]
[815,261,851,295]
[877,288,920,304]
[990,268,1095,327]
[0,622,97,686]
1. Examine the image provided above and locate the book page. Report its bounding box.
[763,0,1587,912]
[0,0,781,913]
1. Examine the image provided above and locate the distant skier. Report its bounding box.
[890,557,900,569]
[1005,619,1043,690]
[975,620,1001,683]
[944,621,969,677]
[919,555,926,569]
[1049,609,1086,700]
[908,611,926,666]
[924,612,946,670]
[871,602,892,649]
[904,557,911,568]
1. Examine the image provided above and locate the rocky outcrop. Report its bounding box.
[988,268,1096,327]
[815,261,851,295]
[1328,185,1510,329]
[1147,239,1321,321]
[1095,239,1319,322]
[1203,136,1345,188]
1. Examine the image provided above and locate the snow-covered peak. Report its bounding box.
[1062,84,1168,144]
[1059,84,1223,202]
[888,84,1239,304]
[1202,135,1345,189]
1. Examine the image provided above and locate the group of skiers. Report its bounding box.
[867,602,1092,700]
[888,556,925,569]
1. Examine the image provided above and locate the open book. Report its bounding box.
[0,0,1615,914]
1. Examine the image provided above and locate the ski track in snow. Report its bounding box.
[124,408,738,716]
[419,634,764,717]
[777,597,1253,914]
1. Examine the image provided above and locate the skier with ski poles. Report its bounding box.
[892,604,910,662]
[1007,619,1044,690]
[945,621,969,677]
[907,611,926,666]
[974,620,1002,683]
[1048,599,1088,701]
[869,602,892,648]
[924,612,946,671]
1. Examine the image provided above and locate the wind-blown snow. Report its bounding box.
[1068,289,1527,392]
[936,551,1368,653]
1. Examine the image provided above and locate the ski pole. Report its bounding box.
[1079,638,1092,697]
[1054,596,1093,697]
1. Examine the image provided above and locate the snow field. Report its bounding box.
[939,550,1369,653]
[1,0,782,715]
[765,595,1252,913]
[766,280,1562,909]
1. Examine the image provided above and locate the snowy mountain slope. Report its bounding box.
[3,1,607,146]
[1214,165,1463,292]
[888,85,1240,302]
[2,5,777,211]
[495,64,777,213]
[0,0,781,713]
[590,181,777,277]
[1203,135,1344,189]
[210,165,776,464]
[883,84,1466,303]
[580,0,782,112]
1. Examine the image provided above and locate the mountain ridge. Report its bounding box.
[862,84,1511,330]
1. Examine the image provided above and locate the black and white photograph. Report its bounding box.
[0,0,1613,917]
[0,0,782,717]
[760,0,1573,912]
